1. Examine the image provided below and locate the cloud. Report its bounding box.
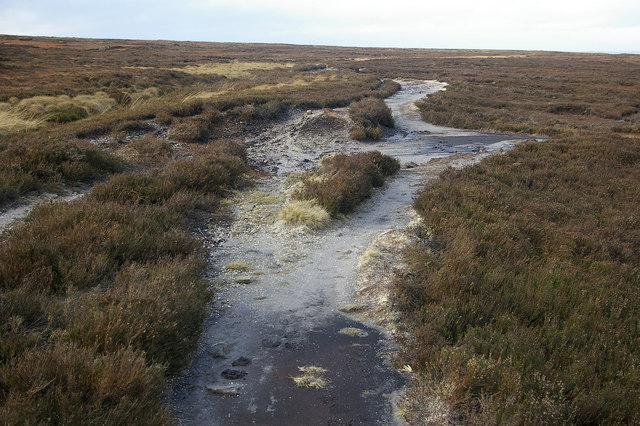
[0,0,638,52]
[0,8,68,36]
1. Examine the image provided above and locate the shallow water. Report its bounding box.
[168,80,528,425]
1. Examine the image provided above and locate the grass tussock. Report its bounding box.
[349,97,395,140]
[397,136,640,423]
[279,200,331,229]
[0,110,45,134]
[9,92,116,124]
[290,366,330,389]
[225,261,250,272]
[170,61,295,78]
[338,327,368,337]
[295,151,400,216]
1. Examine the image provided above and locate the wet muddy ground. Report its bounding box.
[168,80,532,425]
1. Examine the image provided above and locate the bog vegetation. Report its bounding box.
[387,54,640,423]
[0,141,247,424]
[348,96,395,140]
[282,151,400,224]
[1,35,639,423]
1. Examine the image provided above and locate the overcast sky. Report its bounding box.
[1,0,639,53]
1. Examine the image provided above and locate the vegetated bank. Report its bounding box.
[0,141,247,424]
[393,56,640,423]
[281,151,400,228]
[348,97,395,140]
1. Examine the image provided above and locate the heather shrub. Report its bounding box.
[130,135,172,166]
[91,141,247,206]
[349,97,394,140]
[116,119,154,133]
[0,344,171,425]
[61,258,209,370]
[0,135,122,206]
[168,115,212,142]
[0,134,248,423]
[296,151,399,216]
[0,200,197,294]
[398,137,640,423]
[169,99,204,118]
[349,125,366,140]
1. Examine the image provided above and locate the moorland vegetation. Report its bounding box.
[374,52,640,423]
[0,35,638,424]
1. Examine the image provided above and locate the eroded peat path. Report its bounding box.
[169,80,529,425]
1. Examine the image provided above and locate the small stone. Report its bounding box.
[235,275,253,284]
[232,356,252,367]
[405,161,418,169]
[206,383,241,397]
[221,369,248,380]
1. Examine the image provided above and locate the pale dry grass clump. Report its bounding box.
[243,190,280,205]
[290,366,330,389]
[0,92,118,129]
[225,261,250,272]
[129,87,161,106]
[170,61,294,78]
[0,110,44,134]
[356,246,382,269]
[339,327,369,337]
[15,92,116,118]
[279,200,331,229]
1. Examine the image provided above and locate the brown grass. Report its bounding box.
[290,366,330,389]
[279,200,331,228]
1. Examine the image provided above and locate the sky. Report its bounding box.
[1,0,639,53]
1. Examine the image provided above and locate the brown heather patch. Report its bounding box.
[295,151,400,216]
[0,344,171,425]
[0,133,123,206]
[392,54,640,422]
[0,137,247,422]
[348,97,394,140]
